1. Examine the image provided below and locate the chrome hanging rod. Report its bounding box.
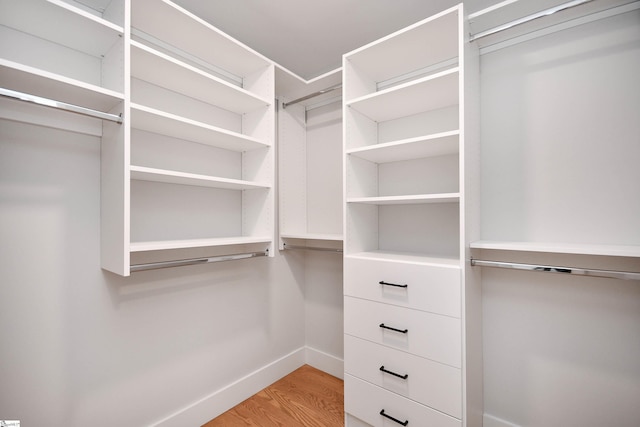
[469,0,594,41]
[282,84,342,109]
[0,87,123,124]
[471,259,640,281]
[130,250,268,273]
[283,244,343,253]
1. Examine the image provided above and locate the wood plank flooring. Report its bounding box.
[202,365,344,426]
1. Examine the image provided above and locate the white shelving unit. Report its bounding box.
[343,4,482,427]
[0,0,125,115]
[100,0,275,276]
[277,68,343,251]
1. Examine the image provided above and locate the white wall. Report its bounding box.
[479,9,640,427]
[0,118,306,426]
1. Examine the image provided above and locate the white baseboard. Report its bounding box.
[305,346,344,380]
[152,347,306,427]
[484,413,522,427]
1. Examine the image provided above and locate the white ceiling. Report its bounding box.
[171,0,495,80]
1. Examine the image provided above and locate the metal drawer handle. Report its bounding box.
[379,280,408,288]
[380,365,408,380]
[380,409,408,426]
[379,323,408,334]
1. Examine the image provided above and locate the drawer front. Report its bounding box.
[345,374,461,427]
[344,296,461,367]
[345,335,462,418]
[345,257,461,318]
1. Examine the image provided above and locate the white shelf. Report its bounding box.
[0,0,123,58]
[130,103,268,151]
[130,166,271,190]
[347,130,459,163]
[131,0,270,78]
[345,6,459,84]
[281,233,343,241]
[471,241,640,258]
[346,251,460,268]
[130,41,270,114]
[347,68,459,122]
[347,193,460,205]
[0,59,124,111]
[130,236,272,252]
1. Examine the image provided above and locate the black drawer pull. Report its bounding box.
[380,365,408,379]
[380,409,408,426]
[379,280,408,288]
[379,323,408,334]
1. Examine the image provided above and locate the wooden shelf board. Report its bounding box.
[130,103,268,151]
[346,250,461,268]
[281,233,343,241]
[130,236,272,252]
[130,165,271,190]
[347,130,459,163]
[470,241,640,258]
[130,41,270,114]
[347,193,460,205]
[347,68,459,122]
[0,59,124,111]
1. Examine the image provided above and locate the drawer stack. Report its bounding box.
[344,256,462,426]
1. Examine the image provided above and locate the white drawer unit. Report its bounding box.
[344,255,461,318]
[344,297,461,368]
[345,335,462,418]
[345,374,461,427]
[343,3,481,426]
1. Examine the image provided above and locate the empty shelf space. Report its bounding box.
[130,103,268,151]
[347,130,459,163]
[471,241,640,258]
[0,0,123,57]
[347,68,459,122]
[347,193,460,205]
[281,233,343,241]
[130,236,272,252]
[130,41,270,114]
[131,0,270,77]
[130,165,271,190]
[0,59,124,111]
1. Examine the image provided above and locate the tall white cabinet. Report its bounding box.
[342,4,482,426]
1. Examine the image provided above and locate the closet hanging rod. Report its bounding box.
[282,84,342,108]
[130,250,268,273]
[0,87,123,124]
[469,0,594,41]
[470,259,640,281]
[283,244,343,253]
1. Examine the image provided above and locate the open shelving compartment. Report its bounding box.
[101,0,276,276]
[277,67,344,252]
[343,6,465,265]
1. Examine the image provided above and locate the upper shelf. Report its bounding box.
[131,0,271,79]
[347,68,459,122]
[0,59,124,112]
[130,103,269,151]
[0,0,123,58]
[130,166,271,191]
[130,41,271,114]
[347,130,459,163]
[344,5,459,84]
[130,236,272,253]
[470,241,640,258]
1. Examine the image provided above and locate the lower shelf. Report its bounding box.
[130,236,272,252]
[346,250,460,267]
[470,241,640,258]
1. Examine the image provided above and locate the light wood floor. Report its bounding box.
[202,365,344,426]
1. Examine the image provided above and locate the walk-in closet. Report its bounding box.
[1,1,638,426]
